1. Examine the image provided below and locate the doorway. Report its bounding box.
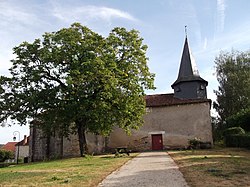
[151,134,163,150]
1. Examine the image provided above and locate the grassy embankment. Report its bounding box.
[0,154,136,187]
[169,148,250,187]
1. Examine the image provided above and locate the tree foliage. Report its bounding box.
[0,149,14,162]
[0,23,155,156]
[226,108,250,132]
[213,50,250,123]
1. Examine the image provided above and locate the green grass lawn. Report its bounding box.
[0,154,136,186]
[168,148,250,187]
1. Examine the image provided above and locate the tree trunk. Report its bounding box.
[104,137,109,152]
[60,135,63,159]
[45,134,50,159]
[77,121,87,157]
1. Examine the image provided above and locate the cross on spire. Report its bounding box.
[185,25,187,38]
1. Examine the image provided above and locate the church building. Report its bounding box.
[107,36,212,151]
[29,37,213,161]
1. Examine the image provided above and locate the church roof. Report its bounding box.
[146,93,211,107]
[171,37,208,87]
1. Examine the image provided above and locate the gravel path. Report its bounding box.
[98,151,189,187]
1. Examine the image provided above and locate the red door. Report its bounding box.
[152,134,163,150]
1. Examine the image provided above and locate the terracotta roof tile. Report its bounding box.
[1,142,16,152]
[146,93,211,107]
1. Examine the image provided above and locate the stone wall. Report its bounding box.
[29,101,213,161]
[29,125,106,161]
[29,125,47,161]
[15,145,29,160]
[107,101,213,150]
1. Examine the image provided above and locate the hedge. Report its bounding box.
[225,134,250,148]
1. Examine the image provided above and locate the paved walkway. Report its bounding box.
[98,151,189,187]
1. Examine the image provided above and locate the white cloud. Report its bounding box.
[216,0,226,33]
[51,4,137,24]
[0,1,40,75]
[203,37,208,50]
[0,1,44,28]
[197,21,250,57]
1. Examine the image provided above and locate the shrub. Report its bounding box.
[0,151,4,162]
[223,127,245,136]
[188,137,201,149]
[0,150,14,162]
[188,137,212,149]
[0,163,10,168]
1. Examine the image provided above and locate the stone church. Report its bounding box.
[29,37,213,161]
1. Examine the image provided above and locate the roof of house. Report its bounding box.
[145,93,211,107]
[171,37,208,87]
[1,142,17,152]
[15,136,29,146]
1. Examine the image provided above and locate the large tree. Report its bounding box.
[0,23,155,156]
[214,50,250,123]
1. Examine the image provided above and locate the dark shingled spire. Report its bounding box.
[171,36,208,99]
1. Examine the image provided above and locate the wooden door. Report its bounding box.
[151,134,163,150]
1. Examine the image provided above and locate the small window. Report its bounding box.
[200,85,205,90]
[176,86,181,92]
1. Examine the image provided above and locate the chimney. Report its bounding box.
[23,135,27,145]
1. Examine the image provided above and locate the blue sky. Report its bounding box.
[1,0,250,144]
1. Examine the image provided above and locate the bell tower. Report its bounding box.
[171,36,208,99]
